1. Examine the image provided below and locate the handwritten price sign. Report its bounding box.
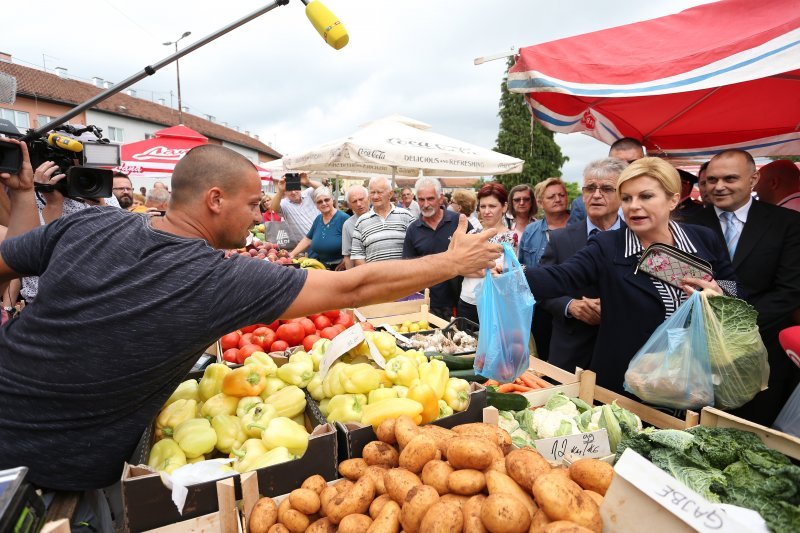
[534,429,611,463]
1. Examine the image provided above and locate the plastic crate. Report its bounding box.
[401,317,479,355]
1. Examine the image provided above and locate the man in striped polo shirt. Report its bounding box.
[351,176,415,265]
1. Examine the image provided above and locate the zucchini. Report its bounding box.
[447,369,486,382]
[429,354,475,371]
[486,389,530,411]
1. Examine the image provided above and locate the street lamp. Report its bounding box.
[163,31,192,124]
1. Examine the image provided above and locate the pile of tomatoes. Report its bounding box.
[219,310,374,364]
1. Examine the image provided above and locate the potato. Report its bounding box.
[421,460,453,495]
[550,467,571,480]
[529,509,551,533]
[506,449,552,492]
[306,517,336,533]
[395,415,421,450]
[463,494,487,533]
[484,471,537,520]
[447,437,496,471]
[543,521,596,533]
[370,493,393,519]
[384,468,422,504]
[277,498,309,533]
[419,501,464,533]
[288,488,320,515]
[319,485,338,517]
[327,476,376,525]
[367,499,401,533]
[568,459,613,496]
[439,494,469,509]
[480,493,531,533]
[400,484,440,533]
[583,491,603,507]
[399,434,438,473]
[419,425,456,458]
[267,524,290,533]
[338,513,373,533]
[485,458,507,475]
[376,418,398,444]
[301,474,328,494]
[335,479,354,492]
[531,472,601,533]
[452,423,512,453]
[364,441,401,468]
[363,465,388,494]
[448,469,486,496]
[340,458,369,480]
[248,497,278,533]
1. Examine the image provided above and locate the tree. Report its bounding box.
[493,57,568,190]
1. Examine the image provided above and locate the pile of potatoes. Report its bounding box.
[247,416,614,533]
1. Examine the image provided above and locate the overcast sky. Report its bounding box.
[5,0,716,182]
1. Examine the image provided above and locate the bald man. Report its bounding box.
[0,141,501,492]
[754,159,800,212]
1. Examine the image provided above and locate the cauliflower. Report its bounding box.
[532,407,580,439]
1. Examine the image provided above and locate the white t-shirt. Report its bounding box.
[280,189,319,243]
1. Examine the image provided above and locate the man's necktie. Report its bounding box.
[721,211,739,258]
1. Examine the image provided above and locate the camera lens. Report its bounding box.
[75,173,101,195]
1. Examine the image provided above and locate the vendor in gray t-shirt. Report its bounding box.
[341,184,370,270]
[0,141,501,492]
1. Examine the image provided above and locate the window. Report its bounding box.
[0,108,30,129]
[107,126,124,142]
[37,115,54,128]
[144,132,155,140]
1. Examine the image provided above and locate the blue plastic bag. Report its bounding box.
[624,291,715,410]
[474,243,535,382]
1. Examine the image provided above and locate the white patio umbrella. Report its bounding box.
[282,115,524,182]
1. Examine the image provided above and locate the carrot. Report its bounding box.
[518,372,538,388]
[512,384,533,392]
[496,383,517,393]
[527,374,552,389]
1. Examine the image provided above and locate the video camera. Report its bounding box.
[0,121,120,199]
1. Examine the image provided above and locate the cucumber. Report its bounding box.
[429,354,475,371]
[486,390,530,411]
[447,369,486,382]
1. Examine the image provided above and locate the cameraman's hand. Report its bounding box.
[34,162,66,201]
[0,139,34,192]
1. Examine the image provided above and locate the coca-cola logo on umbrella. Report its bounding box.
[132,146,191,161]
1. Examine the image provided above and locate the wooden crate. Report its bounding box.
[700,406,800,461]
[354,289,431,320]
[142,477,242,533]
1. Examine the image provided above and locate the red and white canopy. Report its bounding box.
[509,0,800,162]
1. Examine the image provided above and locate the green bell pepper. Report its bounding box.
[155,399,197,439]
[326,393,366,423]
[276,353,315,388]
[240,402,278,438]
[385,355,419,387]
[437,399,454,419]
[236,396,263,418]
[443,377,471,412]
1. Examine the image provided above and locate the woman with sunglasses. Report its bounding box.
[506,184,538,243]
[289,186,348,269]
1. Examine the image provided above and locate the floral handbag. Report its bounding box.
[635,243,713,289]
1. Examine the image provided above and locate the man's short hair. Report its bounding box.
[609,137,644,155]
[698,161,710,177]
[146,187,170,206]
[401,187,413,194]
[711,149,757,174]
[368,176,391,191]
[415,177,442,197]
[112,172,130,181]
[760,159,800,185]
[346,185,368,206]
[171,145,256,205]
[583,157,628,183]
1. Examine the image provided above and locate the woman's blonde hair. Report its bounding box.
[617,157,680,197]
[534,177,566,201]
[451,189,477,214]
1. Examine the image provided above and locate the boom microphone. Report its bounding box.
[48,133,83,153]
[304,0,349,50]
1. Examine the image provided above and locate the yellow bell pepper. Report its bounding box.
[240,403,278,438]
[201,393,239,419]
[276,352,314,388]
[155,399,197,440]
[211,414,247,454]
[263,385,306,419]
[260,376,287,399]
[231,438,269,473]
[173,418,217,459]
[292,413,306,427]
[419,359,449,399]
[438,400,454,419]
[148,438,187,474]
[342,363,381,394]
[236,396,262,418]
[361,398,423,429]
[188,455,206,464]
[404,349,428,367]
[371,331,399,359]
[319,398,331,417]
[199,363,232,401]
[310,338,331,371]
[164,380,200,407]
[322,363,347,398]
[368,387,398,405]
[375,369,393,388]
[222,366,267,397]
[326,393,366,423]
[239,446,294,472]
[443,378,471,412]
[262,417,310,456]
[244,352,278,377]
[385,355,419,387]
[393,385,409,398]
[407,383,439,424]
[307,374,325,401]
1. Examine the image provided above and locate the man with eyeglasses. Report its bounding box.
[112,172,134,209]
[537,157,627,372]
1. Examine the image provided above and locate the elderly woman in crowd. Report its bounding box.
[526,157,738,395]
[518,178,570,269]
[506,184,537,242]
[289,186,348,269]
[457,182,517,324]
[449,189,481,230]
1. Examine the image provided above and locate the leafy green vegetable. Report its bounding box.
[688,425,763,469]
[647,429,695,452]
[569,397,592,413]
[598,405,623,453]
[649,448,726,503]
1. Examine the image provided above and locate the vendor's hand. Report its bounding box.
[681,277,722,296]
[448,214,502,276]
[0,139,34,192]
[34,161,66,206]
[569,297,601,326]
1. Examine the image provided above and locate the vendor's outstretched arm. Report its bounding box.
[283,216,500,318]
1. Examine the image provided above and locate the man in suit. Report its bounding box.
[538,157,628,372]
[689,149,800,426]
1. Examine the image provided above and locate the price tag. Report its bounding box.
[352,308,367,323]
[318,323,386,377]
[378,323,412,347]
[533,429,611,463]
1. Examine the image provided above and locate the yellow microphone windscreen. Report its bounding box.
[305,1,349,50]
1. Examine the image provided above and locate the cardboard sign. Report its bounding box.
[534,429,611,463]
[318,323,386,378]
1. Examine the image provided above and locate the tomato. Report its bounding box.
[313,315,332,330]
[251,327,276,350]
[240,324,260,334]
[332,324,346,334]
[299,318,316,336]
[270,339,289,352]
[237,344,264,363]
[276,323,305,346]
[360,322,375,331]
[335,313,354,328]
[302,334,321,352]
[320,326,339,340]
[266,320,279,331]
[220,331,241,351]
[307,314,321,322]
[238,333,255,349]
[322,310,340,321]
[222,348,240,364]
